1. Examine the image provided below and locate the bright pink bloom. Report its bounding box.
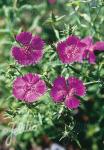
[51,76,86,109]
[81,36,104,64]
[48,0,56,4]
[13,73,47,103]
[57,35,86,64]
[12,32,45,66]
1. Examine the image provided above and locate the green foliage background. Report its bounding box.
[0,0,104,150]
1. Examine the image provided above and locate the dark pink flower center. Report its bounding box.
[23,45,32,54]
[26,84,34,90]
[25,79,40,93]
[67,88,76,97]
[65,45,78,58]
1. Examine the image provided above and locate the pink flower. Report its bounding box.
[50,76,86,109]
[13,73,47,103]
[57,35,86,64]
[11,32,45,66]
[48,0,56,4]
[81,36,104,64]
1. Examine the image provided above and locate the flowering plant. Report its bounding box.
[0,0,104,149]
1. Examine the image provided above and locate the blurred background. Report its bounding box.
[0,0,104,150]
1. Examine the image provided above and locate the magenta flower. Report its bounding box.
[56,35,86,64]
[11,32,45,66]
[51,76,86,109]
[48,0,56,4]
[81,36,104,64]
[13,73,47,103]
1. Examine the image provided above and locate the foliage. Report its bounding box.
[0,0,104,150]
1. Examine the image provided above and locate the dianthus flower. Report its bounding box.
[13,73,47,103]
[12,32,45,66]
[81,36,104,64]
[57,35,86,64]
[51,76,86,109]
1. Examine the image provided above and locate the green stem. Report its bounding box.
[13,0,18,9]
[67,65,81,74]
[41,73,52,88]
[10,65,23,76]
[84,81,101,85]
[15,68,23,76]
[52,25,60,40]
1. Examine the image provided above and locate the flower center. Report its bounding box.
[68,88,76,97]
[90,47,93,52]
[23,45,32,54]
[65,45,78,59]
[26,80,40,93]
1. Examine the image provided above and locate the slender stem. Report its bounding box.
[41,74,52,88]
[68,65,81,74]
[93,5,102,23]
[15,67,23,76]
[10,65,23,76]
[84,81,101,85]
[0,41,13,45]
[13,0,18,9]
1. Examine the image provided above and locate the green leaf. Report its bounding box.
[38,113,42,125]
[79,13,91,22]
[52,25,60,40]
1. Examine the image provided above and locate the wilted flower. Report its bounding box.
[57,35,86,64]
[48,0,56,4]
[12,32,45,66]
[81,36,104,64]
[51,76,86,109]
[13,73,47,103]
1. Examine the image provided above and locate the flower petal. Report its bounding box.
[81,36,93,47]
[67,77,86,96]
[88,51,96,64]
[57,41,66,52]
[83,49,89,59]
[11,46,43,66]
[11,46,27,64]
[12,46,31,66]
[66,35,80,45]
[31,50,43,64]
[22,73,40,83]
[50,77,67,102]
[16,32,32,45]
[31,36,45,50]
[94,41,104,51]
[51,87,66,103]
[13,77,27,100]
[57,41,67,63]
[53,76,67,90]
[24,90,40,103]
[35,80,47,95]
[24,79,47,102]
[65,96,80,109]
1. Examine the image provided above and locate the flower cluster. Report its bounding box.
[57,35,104,64]
[11,32,104,109]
